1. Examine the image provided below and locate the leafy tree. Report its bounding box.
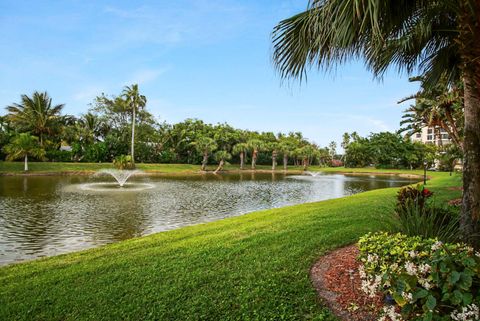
[399,77,464,148]
[192,136,217,171]
[247,139,264,170]
[232,143,249,170]
[6,91,64,147]
[268,142,280,170]
[122,84,147,166]
[328,141,337,159]
[213,150,231,174]
[3,133,45,171]
[272,0,480,245]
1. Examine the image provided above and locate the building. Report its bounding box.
[410,126,451,146]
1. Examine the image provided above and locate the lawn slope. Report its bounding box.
[0,171,461,320]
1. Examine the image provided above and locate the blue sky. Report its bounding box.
[0,0,418,148]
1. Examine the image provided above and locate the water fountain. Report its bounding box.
[95,169,142,187]
[304,171,321,177]
[77,169,155,192]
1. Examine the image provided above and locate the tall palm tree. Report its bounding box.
[192,136,217,171]
[122,84,147,167]
[232,143,249,170]
[6,91,64,147]
[247,139,264,170]
[272,0,480,246]
[3,133,45,171]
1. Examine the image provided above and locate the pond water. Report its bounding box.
[0,172,416,265]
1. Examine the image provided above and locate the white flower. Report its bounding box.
[408,250,418,258]
[367,253,379,263]
[379,306,403,321]
[451,304,480,321]
[405,261,418,276]
[431,241,443,251]
[418,278,433,290]
[418,263,431,275]
[402,291,413,303]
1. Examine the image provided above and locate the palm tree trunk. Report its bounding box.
[460,72,480,247]
[24,154,28,171]
[272,151,277,170]
[131,105,136,167]
[214,159,224,174]
[240,151,244,170]
[201,152,208,171]
[283,154,288,171]
[251,150,257,169]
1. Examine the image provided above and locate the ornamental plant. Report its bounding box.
[358,232,480,321]
[113,154,134,170]
[396,184,433,211]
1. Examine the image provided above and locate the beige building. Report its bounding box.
[410,126,451,146]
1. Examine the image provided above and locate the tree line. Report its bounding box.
[0,86,337,171]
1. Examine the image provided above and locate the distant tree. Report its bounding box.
[6,91,64,147]
[232,143,249,170]
[247,139,264,170]
[3,133,45,171]
[341,133,350,162]
[192,136,217,171]
[268,142,280,170]
[213,150,232,174]
[328,141,337,159]
[122,84,147,167]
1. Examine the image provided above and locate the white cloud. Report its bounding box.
[124,68,170,86]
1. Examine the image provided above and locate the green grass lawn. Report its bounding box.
[0,169,462,320]
[0,161,305,174]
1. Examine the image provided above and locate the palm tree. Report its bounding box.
[272,0,480,246]
[6,91,64,147]
[122,84,147,167]
[232,143,248,170]
[3,133,45,171]
[247,139,264,170]
[192,137,217,171]
[278,137,296,171]
[213,150,232,174]
[399,77,464,148]
[267,142,280,170]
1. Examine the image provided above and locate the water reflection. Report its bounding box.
[0,173,415,265]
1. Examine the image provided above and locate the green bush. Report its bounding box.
[395,185,460,243]
[358,232,480,321]
[396,184,433,211]
[46,150,73,162]
[113,155,134,170]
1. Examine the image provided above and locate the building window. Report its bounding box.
[416,133,421,138]
[442,134,449,139]
[427,128,433,134]
[427,135,433,140]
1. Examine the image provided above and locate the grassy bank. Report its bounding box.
[0,161,305,175]
[0,170,461,320]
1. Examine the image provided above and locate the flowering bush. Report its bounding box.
[396,184,433,211]
[329,159,344,167]
[358,232,480,321]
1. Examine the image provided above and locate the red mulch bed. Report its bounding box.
[310,244,384,321]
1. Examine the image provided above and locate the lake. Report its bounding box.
[0,172,416,265]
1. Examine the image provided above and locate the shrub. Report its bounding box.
[330,159,343,167]
[358,232,480,321]
[396,184,433,211]
[46,150,72,162]
[113,155,134,170]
